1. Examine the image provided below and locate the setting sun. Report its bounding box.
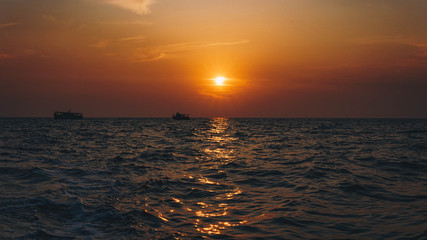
[214,76,226,86]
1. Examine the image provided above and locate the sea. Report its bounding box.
[0,118,426,239]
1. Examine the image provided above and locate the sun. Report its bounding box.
[214,76,226,86]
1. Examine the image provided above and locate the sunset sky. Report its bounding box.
[1,0,426,117]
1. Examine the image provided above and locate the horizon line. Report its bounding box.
[0,116,426,120]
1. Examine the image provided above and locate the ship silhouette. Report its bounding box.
[53,110,83,119]
[172,112,190,120]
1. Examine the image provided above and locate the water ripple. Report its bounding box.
[0,118,426,239]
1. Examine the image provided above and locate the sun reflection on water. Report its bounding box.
[190,118,246,235]
[198,177,220,185]
[138,118,248,236]
[200,118,238,167]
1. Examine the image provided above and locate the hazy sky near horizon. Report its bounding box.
[1,0,426,117]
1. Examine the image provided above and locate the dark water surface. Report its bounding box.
[0,118,426,239]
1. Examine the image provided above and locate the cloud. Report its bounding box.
[119,35,146,42]
[0,49,51,61]
[92,40,110,49]
[133,40,249,62]
[103,0,156,14]
[0,22,20,29]
[133,48,165,62]
[96,20,152,26]
[42,15,57,22]
[0,53,13,59]
[352,38,427,67]
[165,40,249,52]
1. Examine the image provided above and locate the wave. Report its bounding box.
[0,118,426,239]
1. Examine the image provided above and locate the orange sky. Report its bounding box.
[1,0,426,117]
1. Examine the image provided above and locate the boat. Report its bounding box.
[54,110,83,119]
[173,112,190,120]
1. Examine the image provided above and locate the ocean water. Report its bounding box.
[0,118,426,239]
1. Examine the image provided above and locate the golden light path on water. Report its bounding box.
[120,118,248,237]
[194,118,246,235]
[189,118,246,235]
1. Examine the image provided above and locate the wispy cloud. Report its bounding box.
[92,40,110,49]
[103,0,156,15]
[197,40,250,48]
[96,20,152,26]
[0,49,40,60]
[353,37,427,66]
[163,40,249,52]
[119,35,146,42]
[133,40,249,62]
[42,15,57,22]
[0,53,13,59]
[0,22,20,29]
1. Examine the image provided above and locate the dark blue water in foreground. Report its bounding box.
[0,118,426,239]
